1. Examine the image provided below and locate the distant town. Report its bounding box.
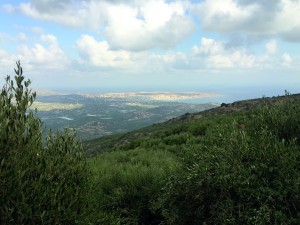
[80,92,220,101]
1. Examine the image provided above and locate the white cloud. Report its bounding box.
[16,0,300,48]
[187,37,300,71]
[15,0,95,27]
[281,53,292,66]
[278,0,300,42]
[265,40,277,54]
[31,27,44,34]
[75,34,298,73]
[195,0,259,32]
[3,4,15,13]
[17,32,27,41]
[16,0,194,51]
[192,38,223,55]
[0,49,7,57]
[195,0,300,42]
[190,38,256,69]
[104,1,194,50]
[75,34,188,73]
[17,34,69,70]
[0,32,11,41]
[41,34,57,44]
[75,35,133,68]
[0,50,18,75]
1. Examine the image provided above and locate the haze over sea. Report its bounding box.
[50,84,299,105]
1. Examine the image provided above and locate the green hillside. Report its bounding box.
[85,92,300,224]
[84,93,300,156]
[2,63,300,224]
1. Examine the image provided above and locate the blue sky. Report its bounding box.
[0,0,300,97]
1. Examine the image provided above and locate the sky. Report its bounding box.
[0,0,300,97]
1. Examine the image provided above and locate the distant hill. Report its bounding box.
[35,93,218,140]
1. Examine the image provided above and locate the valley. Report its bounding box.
[35,92,219,140]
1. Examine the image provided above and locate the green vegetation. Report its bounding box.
[0,62,89,224]
[1,62,300,224]
[32,101,83,111]
[88,149,180,224]
[95,95,300,224]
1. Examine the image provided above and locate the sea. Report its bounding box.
[48,85,300,105]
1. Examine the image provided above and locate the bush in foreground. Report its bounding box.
[154,97,300,224]
[0,62,89,224]
[89,148,181,224]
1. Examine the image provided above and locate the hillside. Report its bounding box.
[85,92,300,224]
[85,92,300,156]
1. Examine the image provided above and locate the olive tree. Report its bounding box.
[0,61,89,225]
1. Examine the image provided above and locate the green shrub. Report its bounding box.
[248,95,300,143]
[89,148,181,224]
[0,62,90,224]
[154,98,300,224]
[188,120,209,136]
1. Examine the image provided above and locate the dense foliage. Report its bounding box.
[1,62,300,224]
[154,101,300,224]
[88,94,300,224]
[0,62,89,224]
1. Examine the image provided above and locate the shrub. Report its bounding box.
[89,148,181,224]
[0,62,89,224]
[154,98,300,224]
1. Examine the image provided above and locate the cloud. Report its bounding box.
[282,25,300,43]
[0,50,18,75]
[195,0,259,32]
[75,34,298,74]
[3,4,15,13]
[265,40,277,54]
[16,0,194,51]
[195,0,300,42]
[23,0,73,13]
[0,32,11,41]
[17,32,27,41]
[41,34,57,44]
[281,53,292,66]
[0,49,7,57]
[18,0,104,28]
[104,1,195,51]
[31,27,44,34]
[75,34,188,73]
[190,38,256,69]
[75,35,132,68]
[17,34,70,70]
[0,35,71,88]
[186,37,300,72]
